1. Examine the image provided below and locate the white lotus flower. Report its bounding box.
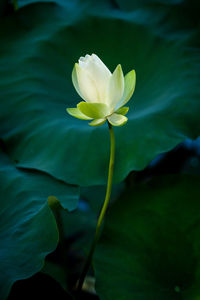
[67,54,136,127]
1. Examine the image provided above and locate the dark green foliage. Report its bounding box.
[0,0,200,299]
[94,175,200,299]
[0,1,200,186]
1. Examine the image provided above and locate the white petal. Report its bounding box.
[91,54,111,77]
[75,63,100,102]
[107,64,124,111]
[78,54,92,67]
[78,54,111,103]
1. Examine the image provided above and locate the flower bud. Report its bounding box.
[67,54,136,127]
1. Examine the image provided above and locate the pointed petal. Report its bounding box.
[77,102,110,119]
[72,64,83,100]
[75,64,100,102]
[108,113,128,127]
[115,106,129,116]
[108,64,124,110]
[115,70,136,110]
[89,118,106,127]
[78,54,111,103]
[66,107,92,120]
[91,54,111,77]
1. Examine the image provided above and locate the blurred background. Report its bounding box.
[0,1,200,299]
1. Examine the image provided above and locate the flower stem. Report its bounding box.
[77,121,115,291]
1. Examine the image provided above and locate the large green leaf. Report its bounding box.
[17,0,71,7]
[0,150,78,300]
[94,175,200,299]
[114,0,200,39]
[0,3,199,187]
[41,182,124,293]
[0,0,7,16]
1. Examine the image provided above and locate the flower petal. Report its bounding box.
[78,54,111,104]
[108,113,128,127]
[72,64,83,100]
[115,70,136,110]
[88,118,106,127]
[91,54,111,76]
[66,107,92,120]
[75,63,100,102]
[115,106,129,116]
[77,101,110,119]
[108,64,124,110]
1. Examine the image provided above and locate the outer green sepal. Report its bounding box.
[72,64,83,100]
[116,70,136,109]
[108,113,128,127]
[66,107,92,120]
[89,118,106,127]
[77,101,110,119]
[115,106,129,116]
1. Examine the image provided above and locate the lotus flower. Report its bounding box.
[67,54,136,127]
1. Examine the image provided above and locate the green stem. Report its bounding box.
[13,0,18,11]
[77,121,115,291]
